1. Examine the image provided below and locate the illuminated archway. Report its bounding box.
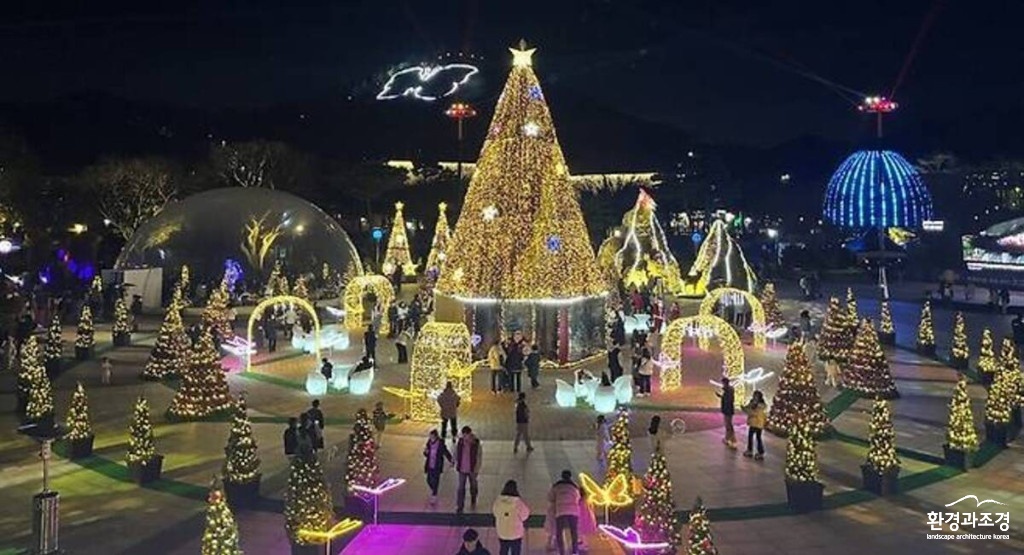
[698,287,766,349]
[661,314,746,402]
[343,275,395,336]
[246,295,320,373]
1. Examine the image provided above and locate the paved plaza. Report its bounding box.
[1,282,1023,554]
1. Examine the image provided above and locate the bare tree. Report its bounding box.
[210,140,308,190]
[82,157,177,240]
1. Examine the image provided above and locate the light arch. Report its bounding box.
[698,287,766,349]
[343,275,395,336]
[661,314,746,403]
[246,295,321,373]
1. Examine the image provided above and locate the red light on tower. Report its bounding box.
[446,102,477,179]
[859,96,898,138]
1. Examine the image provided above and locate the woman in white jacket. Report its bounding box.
[492,479,530,555]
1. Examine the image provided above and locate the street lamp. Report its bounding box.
[445,102,477,180]
[18,420,65,555]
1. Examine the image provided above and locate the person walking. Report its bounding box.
[100,357,113,385]
[320,358,333,381]
[648,415,665,453]
[372,401,388,447]
[548,470,581,555]
[492,480,530,555]
[716,377,737,449]
[297,413,315,454]
[306,400,325,450]
[637,347,654,397]
[265,319,278,353]
[283,417,299,457]
[513,393,534,454]
[423,429,453,505]
[488,340,505,394]
[743,390,768,460]
[525,344,541,389]
[456,529,491,555]
[437,381,461,441]
[455,426,483,514]
[594,415,610,475]
[364,325,378,362]
[607,343,625,382]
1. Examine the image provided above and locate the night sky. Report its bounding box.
[1,0,1021,148]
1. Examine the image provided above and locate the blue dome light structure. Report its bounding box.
[823,150,933,228]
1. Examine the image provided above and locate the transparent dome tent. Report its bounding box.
[115,188,364,287]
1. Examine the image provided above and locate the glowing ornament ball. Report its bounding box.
[342,275,395,336]
[823,150,933,229]
[407,322,473,422]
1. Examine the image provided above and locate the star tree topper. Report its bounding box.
[510,40,536,68]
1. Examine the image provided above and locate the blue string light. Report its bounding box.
[823,150,933,228]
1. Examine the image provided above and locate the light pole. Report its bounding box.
[858,95,898,300]
[18,420,65,555]
[445,102,477,181]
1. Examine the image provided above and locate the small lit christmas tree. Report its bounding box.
[112,295,132,346]
[168,328,232,420]
[75,304,95,360]
[606,407,633,487]
[426,202,452,275]
[759,282,785,328]
[817,297,853,363]
[944,374,979,464]
[878,300,896,345]
[44,313,63,374]
[916,301,935,356]
[223,396,262,490]
[784,421,823,510]
[685,496,718,555]
[950,312,969,369]
[178,264,191,297]
[977,328,997,384]
[345,408,380,491]
[143,300,189,380]
[292,276,310,301]
[126,396,157,465]
[20,336,53,423]
[766,342,829,438]
[984,338,1017,445]
[201,484,243,555]
[266,262,283,296]
[634,448,681,551]
[202,277,233,340]
[845,287,858,325]
[862,398,900,493]
[285,451,333,545]
[383,202,416,276]
[843,321,899,399]
[65,382,93,441]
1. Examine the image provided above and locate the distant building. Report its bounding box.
[385,159,659,191]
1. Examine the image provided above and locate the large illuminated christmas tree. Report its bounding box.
[945,374,979,454]
[126,396,157,465]
[20,336,53,423]
[168,328,232,420]
[202,277,233,340]
[223,396,261,486]
[950,312,969,369]
[878,300,895,345]
[426,202,452,275]
[605,407,633,487]
[976,328,997,384]
[436,43,604,302]
[684,219,757,295]
[285,451,333,545]
[785,423,819,484]
[634,448,681,550]
[345,408,380,491]
[843,321,899,399]
[143,299,189,380]
[759,282,785,328]
[75,304,95,359]
[598,189,683,292]
[383,202,416,277]
[112,295,132,346]
[916,301,935,356]
[64,382,93,441]
[864,399,900,474]
[766,342,829,438]
[201,485,243,555]
[985,338,1017,435]
[817,297,853,363]
[685,497,718,555]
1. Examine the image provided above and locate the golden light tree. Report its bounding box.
[201,485,243,555]
[878,300,895,345]
[143,299,189,380]
[426,202,452,274]
[984,338,1017,427]
[945,374,979,453]
[977,328,997,381]
[845,287,858,324]
[285,452,333,545]
[685,497,719,555]
[864,399,900,474]
[759,282,785,328]
[126,396,157,465]
[202,277,233,340]
[345,408,380,491]
[435,43,604,301]
[383,202,416,276]
[843,321,899,399]
[75,304,95,356]
[916,301,935,355]
[65,382,93,441]
[168,328,232,420]
[950,312,969,369]
[785,423,819,483]
[817,297,853,363]
[112,295,132,345]
[766,342,829,438]
[606,407,633,487]
[223,396,261,485]
[600,189,683,292]
[634,448,681,550]
[292,275,310,301]
[20,336,53,422]
[44,314,63,369]
[684,219,757,295]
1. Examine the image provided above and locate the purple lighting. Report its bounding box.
[598,524,671,550]
[350,477,406,497]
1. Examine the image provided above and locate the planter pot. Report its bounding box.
[878,332,895,346]
[985,421,1009,448]
[785,479,823,512]
[861,465,900,495]
[113,332,131,347]
[224,476,261,510]
[67,435,95,460]
[942,444,974,470]
[75,346,94,361]
[950,356,968,371]
[127,454,164,485]
[916,344,936,357]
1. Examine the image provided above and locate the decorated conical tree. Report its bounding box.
[843,321,899,399]
[383,202,415,277]
[435,43,605,301]
[818,297,854,363]
[178,264,191,298]
[950,312,969,369]
[65,382,93,441]
[201,484,243,555]
[168,328,232,420]
[143,300,189,380]
[945,375,979,456]
[20,336,53,423]
[223,396,261,486]
[44,313,63,372]
[75,304,95,359]
[977,328,997,383]
[984,339,1017,446]
[845,287,858,325]
[634,448,681,551]
[202,278,233,340]
[864,399,900,474]
[126,396,157,465]
[345,408,380,491]
[785,422,819,484]
[606,407,633,487]
[426,202,452,275]
[606,190,684,292]
[292,276,310,301]
[916,301,935,356]
[759,282,785,328]
[284,451,333,545]
[266,262,283,296]
[685,496,718,555]
[878,300,896,345]
[766,342,829,438]
[112,295,132,346]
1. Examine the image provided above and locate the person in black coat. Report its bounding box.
[608,344,624,382]
[364,325,377,362]
[423,429,453,504]
[283,417,299,457]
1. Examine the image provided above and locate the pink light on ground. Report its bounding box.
[598,524,671,550]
